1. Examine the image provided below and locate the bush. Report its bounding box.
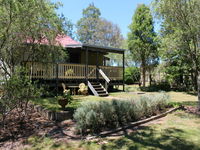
[125,67,140,84]
[0,68,41,127]
[140,82,171,92]
[74,92,169,134]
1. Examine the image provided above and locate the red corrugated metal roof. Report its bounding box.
[26,35,80,47]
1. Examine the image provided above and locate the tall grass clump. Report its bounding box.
[74,92,169,134]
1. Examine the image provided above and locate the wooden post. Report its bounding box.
[85,47,88,85]
[96,51,99,80]
[56,63,59,96]
[198,75,200,110]
[123,52,125,92]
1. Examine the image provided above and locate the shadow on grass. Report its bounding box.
[140,87,171,92]
[32,97,83,112]
[169,101,198,107]
[181,101,198,106]
[101,126,199,150]
[186,91,198,96]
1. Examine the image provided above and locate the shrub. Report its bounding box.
[125,67,140,84]
[74,93,169,134]
[140,82,171,92]
[0,68,41,127]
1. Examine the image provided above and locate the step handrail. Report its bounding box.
[98,68,110,83]
[88,81,99,96]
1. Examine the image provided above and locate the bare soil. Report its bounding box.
[0,106,80,150]
[185,106,200,116]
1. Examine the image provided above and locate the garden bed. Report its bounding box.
[96,106,182,137]
[185,106,200,116]
[30,95,108,121]
[31,95,106,112]
[30,103,73,121]
[74,92,171,134]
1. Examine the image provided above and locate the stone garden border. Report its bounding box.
[29,103,73,121]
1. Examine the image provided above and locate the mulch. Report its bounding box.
[184,106,200,116]
[0,106,80,150]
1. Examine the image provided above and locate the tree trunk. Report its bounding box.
[194,69,198,91]
[149,73,152,86]
[141,61,146,87]
[198,75,200,110]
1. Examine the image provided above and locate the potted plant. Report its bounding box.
[56,89,73,110]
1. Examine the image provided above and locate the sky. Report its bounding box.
[53,0,159,38]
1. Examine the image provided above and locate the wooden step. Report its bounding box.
[88,81,108,97]
[94,87,104,91]
[97,90,106,94]
[92,85,102,88]
[91,82,100,85]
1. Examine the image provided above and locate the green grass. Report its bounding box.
[31,95,107,111]
[110,85,198,106]
[31,85,198,111]
[25,111,200,150]
[26,85,200,150]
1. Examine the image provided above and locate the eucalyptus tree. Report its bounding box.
[153,0,200,90]
[128,4,158,87]
[94,18,124,48]
[0,0,67,78]
[77,3,124,47]
[77,3,124,66]
[77,3,101,44]
[0,0,70,126]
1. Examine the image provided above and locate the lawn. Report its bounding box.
[25,111,200,150]
[31,85,198,111]
[31,95,107,111]
[25,84,200,150]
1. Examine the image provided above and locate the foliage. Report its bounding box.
[94,18,124,48]
[74,92,169,134]
[76,3,101,44]
[153,0,200,91]
[59,14,75,39]
[125,67,140,84]
[128,4,159,87]
[55,89,73,104]
[140,82,171,92]
[0,0,68,78]
[198,76,200,110]
[77,3,124,48]
[0,68,41,126]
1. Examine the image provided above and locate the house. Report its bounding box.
[24,35,125,96]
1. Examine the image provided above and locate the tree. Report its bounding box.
[0,68,41,127]
[0,0,68,127]
[77,3,124,66]
[77,3,124,48]
[128,4,158,87]
[94,18,124,48]
[77,3,101,44]
[96,19,124,66]
[198,76,200,110]
[153,0,200,90]
[59,14,75,39]
[125,67,140,84]
[0,0,67,78]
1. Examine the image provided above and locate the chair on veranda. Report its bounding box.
[78,83,88,95]
[61,83,69,94]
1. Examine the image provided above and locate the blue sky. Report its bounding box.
[53,0,158,38]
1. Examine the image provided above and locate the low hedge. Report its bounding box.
[73,92,169,134]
